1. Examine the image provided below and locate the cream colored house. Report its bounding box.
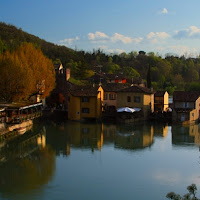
[116,85,154,119]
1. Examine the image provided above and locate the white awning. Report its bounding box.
[117,107,141,113]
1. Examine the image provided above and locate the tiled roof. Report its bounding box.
[104,73,126,80]
[117,85,154,94]
[69,85,100,97]
[173,91,200,102]
[102,83,130,92]
[154,91,167,97]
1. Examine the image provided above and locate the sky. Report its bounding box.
[1,0,200,57]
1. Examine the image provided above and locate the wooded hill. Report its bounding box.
[1,22,200,94]
[0,22,77,66]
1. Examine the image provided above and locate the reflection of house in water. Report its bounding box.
[67,122,103,152]
[102,124,117,144]
[172,124,200,146]
[115,124,154,150]
[153,124,168,138]
[0,127,46,163]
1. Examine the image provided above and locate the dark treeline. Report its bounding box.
[1,22,200,94]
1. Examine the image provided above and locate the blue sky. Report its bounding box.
[1,0,200,56]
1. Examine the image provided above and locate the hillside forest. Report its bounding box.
[1,22,200,95]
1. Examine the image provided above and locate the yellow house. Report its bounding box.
[68,85,104,121]
[154,91,169,112]
[116,85,154,119]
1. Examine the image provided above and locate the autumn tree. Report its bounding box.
[0,43,55,102]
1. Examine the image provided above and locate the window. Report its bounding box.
[109,93,116,100]
[82,108,90,113]
[134,96,140,103]
[82,97,89,102]
[127,96,131,102]
[184,102,189,108]
[104,93,108,100]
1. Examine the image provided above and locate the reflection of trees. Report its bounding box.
[0,126,55,197]
[0,146,55,196]
[172,124,200,146]
[0,127,46,161]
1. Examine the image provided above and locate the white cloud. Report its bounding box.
[146,32,170,44]
[159,8,168,15]
[147,32,170,40]
[168,45,198,57]
[107,48,125,54]
[132,37,143,44]
[88,31,132,44]
[110,33,132,44]
[174,26,200,39]
[59,36,79,46]
[88,31,109,40]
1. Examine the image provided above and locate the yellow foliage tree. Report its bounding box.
[0,43,55,102]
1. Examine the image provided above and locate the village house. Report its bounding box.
[88,73,129,84]
[154,91,169,112]
[102,83,129,112]
[116,85,154,120]
[104,73,127,83]
[68,85,104,121]
[172,91,200,123]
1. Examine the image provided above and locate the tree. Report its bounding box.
[0,43,55,102]
[166,184,198,200]
[123,66,140,78]
[147,65,151,88]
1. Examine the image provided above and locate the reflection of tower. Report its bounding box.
[37,127,46,148]
[66,144,71,155]
[153,124,168,138]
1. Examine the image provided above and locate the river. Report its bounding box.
[0,120,200,200]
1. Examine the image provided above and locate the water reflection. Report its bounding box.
[114,124,154,150]
[1,121,200,200]
[46,122,103,155]
[0,127,55,198]
[172,124,200,146]
[153,123,168,138]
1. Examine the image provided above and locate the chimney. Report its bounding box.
[66,68,70,81]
